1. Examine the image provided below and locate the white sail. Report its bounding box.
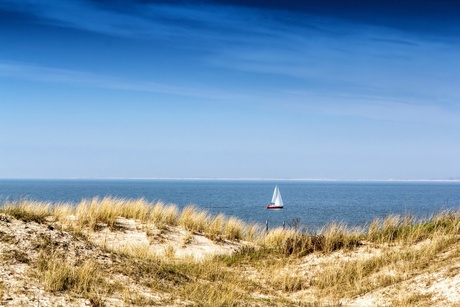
[271,185,279,204]
[267,186,284,209]
[270,185,283,207]
[275,190,283,207]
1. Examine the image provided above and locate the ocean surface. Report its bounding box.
[1,180,460,231]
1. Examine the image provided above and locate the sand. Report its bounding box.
[0,213,241,306]
[1,213,459,306]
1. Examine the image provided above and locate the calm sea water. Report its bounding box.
[1,180,459,230]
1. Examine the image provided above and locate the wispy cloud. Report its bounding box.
[1,0,459,118]
[0,0,273,43]
[280,89,460,126]
[0,60,250,101]
[209,26,460,105]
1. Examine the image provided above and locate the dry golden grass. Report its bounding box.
[368,211,460,245]
[261,223,360,257]
[36,251,104,299]
[320,222,362,253]
[244,222,262,242]
[123,198,151,220]
[1,200,51,223]
[179,280,246,306]
[162,203,179,226]
[2,199,459,306]
[170,256,258,306]
[224,216,245,241]
[391,292,433,306]
[265,265,304,292]
[74,197,153,230]
[52,203,74,223]
[208,213,226,240]
[149,201,180,227]
[311,235,459,299]
[74,197,113,229]
[178,205,210,233]
[149,200,166,223]
[263,227,296,249]
[113,242,157,261]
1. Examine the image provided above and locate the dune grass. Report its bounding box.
[149,201,179,227]
[0,200,51,223]
[2,197,458,249]
[208,213,226,240]
[224,217,245,241]
[368,211,460,244]
[178,205,210,233]
[34,250,106,304]
[311,234,460,299]
[74,197,152,230]
[1,198,459,306]
[0,197,280,244]
[38,252,100,293]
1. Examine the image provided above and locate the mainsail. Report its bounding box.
[271,185,279,203]
[269,185,284,208]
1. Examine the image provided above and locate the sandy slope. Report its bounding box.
[1,213,459,306]
[0,213,240,306]
[296,242,460,306]
[0,213,104,306]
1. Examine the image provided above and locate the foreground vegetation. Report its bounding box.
[1,197,459,306]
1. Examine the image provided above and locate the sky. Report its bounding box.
[1,0,460,180]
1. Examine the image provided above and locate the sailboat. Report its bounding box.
[266,185,284,209]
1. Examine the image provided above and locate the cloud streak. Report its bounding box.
[1,1,459,117]
[88,0,460,37]
[0,61,250,101]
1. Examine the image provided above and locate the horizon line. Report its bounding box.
[1,177,460,182]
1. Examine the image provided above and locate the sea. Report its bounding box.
[1,179,459,231]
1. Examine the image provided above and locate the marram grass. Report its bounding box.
[179,205,210,233]
[368,211,460,244]
[1,200,51,223]
[1,198,460,306]
[36,251,104,296]
[1,197,459,247]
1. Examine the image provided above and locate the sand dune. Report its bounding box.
[0,205,459,306]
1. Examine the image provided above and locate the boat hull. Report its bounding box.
[266,205,283,209]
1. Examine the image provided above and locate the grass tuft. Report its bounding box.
[244,222,262,242]
[37,251,103,295]
[0,200,51,223]
[368,211,460,244]
[162,203,180,226]
[179,205,210,233]
[224,217,245,241]
[321,222,362,253]
[208,213,226,241]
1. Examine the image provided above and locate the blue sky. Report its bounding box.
[1,0,459,180]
